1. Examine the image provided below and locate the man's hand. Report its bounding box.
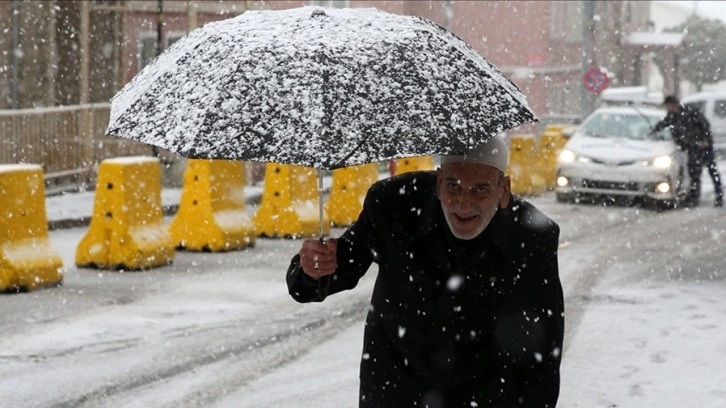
[298,238,338,280]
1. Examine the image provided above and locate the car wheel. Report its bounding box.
[655,168,688,210]
[652,198,676,211]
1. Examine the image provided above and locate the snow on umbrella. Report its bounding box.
[106,6,537,236]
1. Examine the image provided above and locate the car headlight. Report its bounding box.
[651,155,673,168]
[559,150,576,163]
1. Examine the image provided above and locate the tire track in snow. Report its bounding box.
[553,204,726,353]
[47,296,371,408]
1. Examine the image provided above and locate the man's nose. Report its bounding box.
[455,190,476,212]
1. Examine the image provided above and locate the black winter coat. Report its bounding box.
[652,104,713,154]
[287,171,564,408]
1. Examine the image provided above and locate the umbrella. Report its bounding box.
[107,6,537,237]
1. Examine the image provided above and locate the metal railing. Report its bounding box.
[0,103,152,194]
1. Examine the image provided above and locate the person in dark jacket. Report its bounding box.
[649,95,723,207]
[287,137,564,408]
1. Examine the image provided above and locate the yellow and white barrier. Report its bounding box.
[393,156,434,175]
[76,157,175,270]
[508,134,547,196]
[326,163,378,226]
[0,164,63,291]
[252,163,330,238]
[538,126,569,189]
[169,159,255,251]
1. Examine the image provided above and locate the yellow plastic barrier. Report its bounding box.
[252,163,330,238]
[76,157,175,270]
[0,164,63,292]
[363,162,380,187]
[394,156,434,175]
[169,159,255,251]
[507,135,547,196]
[538,128,569,189]
[541,124,570,135]
[326,163,378,226]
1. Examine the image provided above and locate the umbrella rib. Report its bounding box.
[330,136,368,169]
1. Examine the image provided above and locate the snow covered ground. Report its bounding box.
[1,169,725,408]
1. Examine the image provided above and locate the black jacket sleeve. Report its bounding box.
[651,112,674,133]
[494,211,564,408]
[653,110,692,150]
[516,223,564,407]
[286,257,328,302]
[287,184,378,303]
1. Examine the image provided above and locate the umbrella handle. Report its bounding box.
[314,177,331,300]
[318,168,326,242]
[315,167,326,270]
[314,200,332,300]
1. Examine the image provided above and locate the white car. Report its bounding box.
[555,105,691,208]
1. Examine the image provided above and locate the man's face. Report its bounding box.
[665,102,680,113]
[436,162,511,240]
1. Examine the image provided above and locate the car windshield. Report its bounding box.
[578,111,671,141]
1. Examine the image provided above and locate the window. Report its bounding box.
[580,112,669,141]
[137,34,158,72]
[168,33,185,48]
[714,100,726,118]
[137,32,187,72]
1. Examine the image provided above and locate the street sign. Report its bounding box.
[583,67,609,94]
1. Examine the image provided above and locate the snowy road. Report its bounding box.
[1,191,725,408]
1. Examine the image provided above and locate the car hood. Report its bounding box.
[565,136,675,164]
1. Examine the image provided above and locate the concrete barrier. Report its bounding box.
[0,164,63,292]
[253,163,330,238]
[169,159,255,251]
[76,157,175,270]
[326,163,378,226]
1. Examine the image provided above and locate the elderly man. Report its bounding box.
[287,136,564,408]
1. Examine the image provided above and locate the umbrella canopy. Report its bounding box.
[107,6,536,170]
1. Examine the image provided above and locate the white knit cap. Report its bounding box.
[439,136,509,173]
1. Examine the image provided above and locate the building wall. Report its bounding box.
[1,0,653,123]
[0,1,57,109]
[119,1,251,82]
[0,1,18,107]
[0,1,122,109]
